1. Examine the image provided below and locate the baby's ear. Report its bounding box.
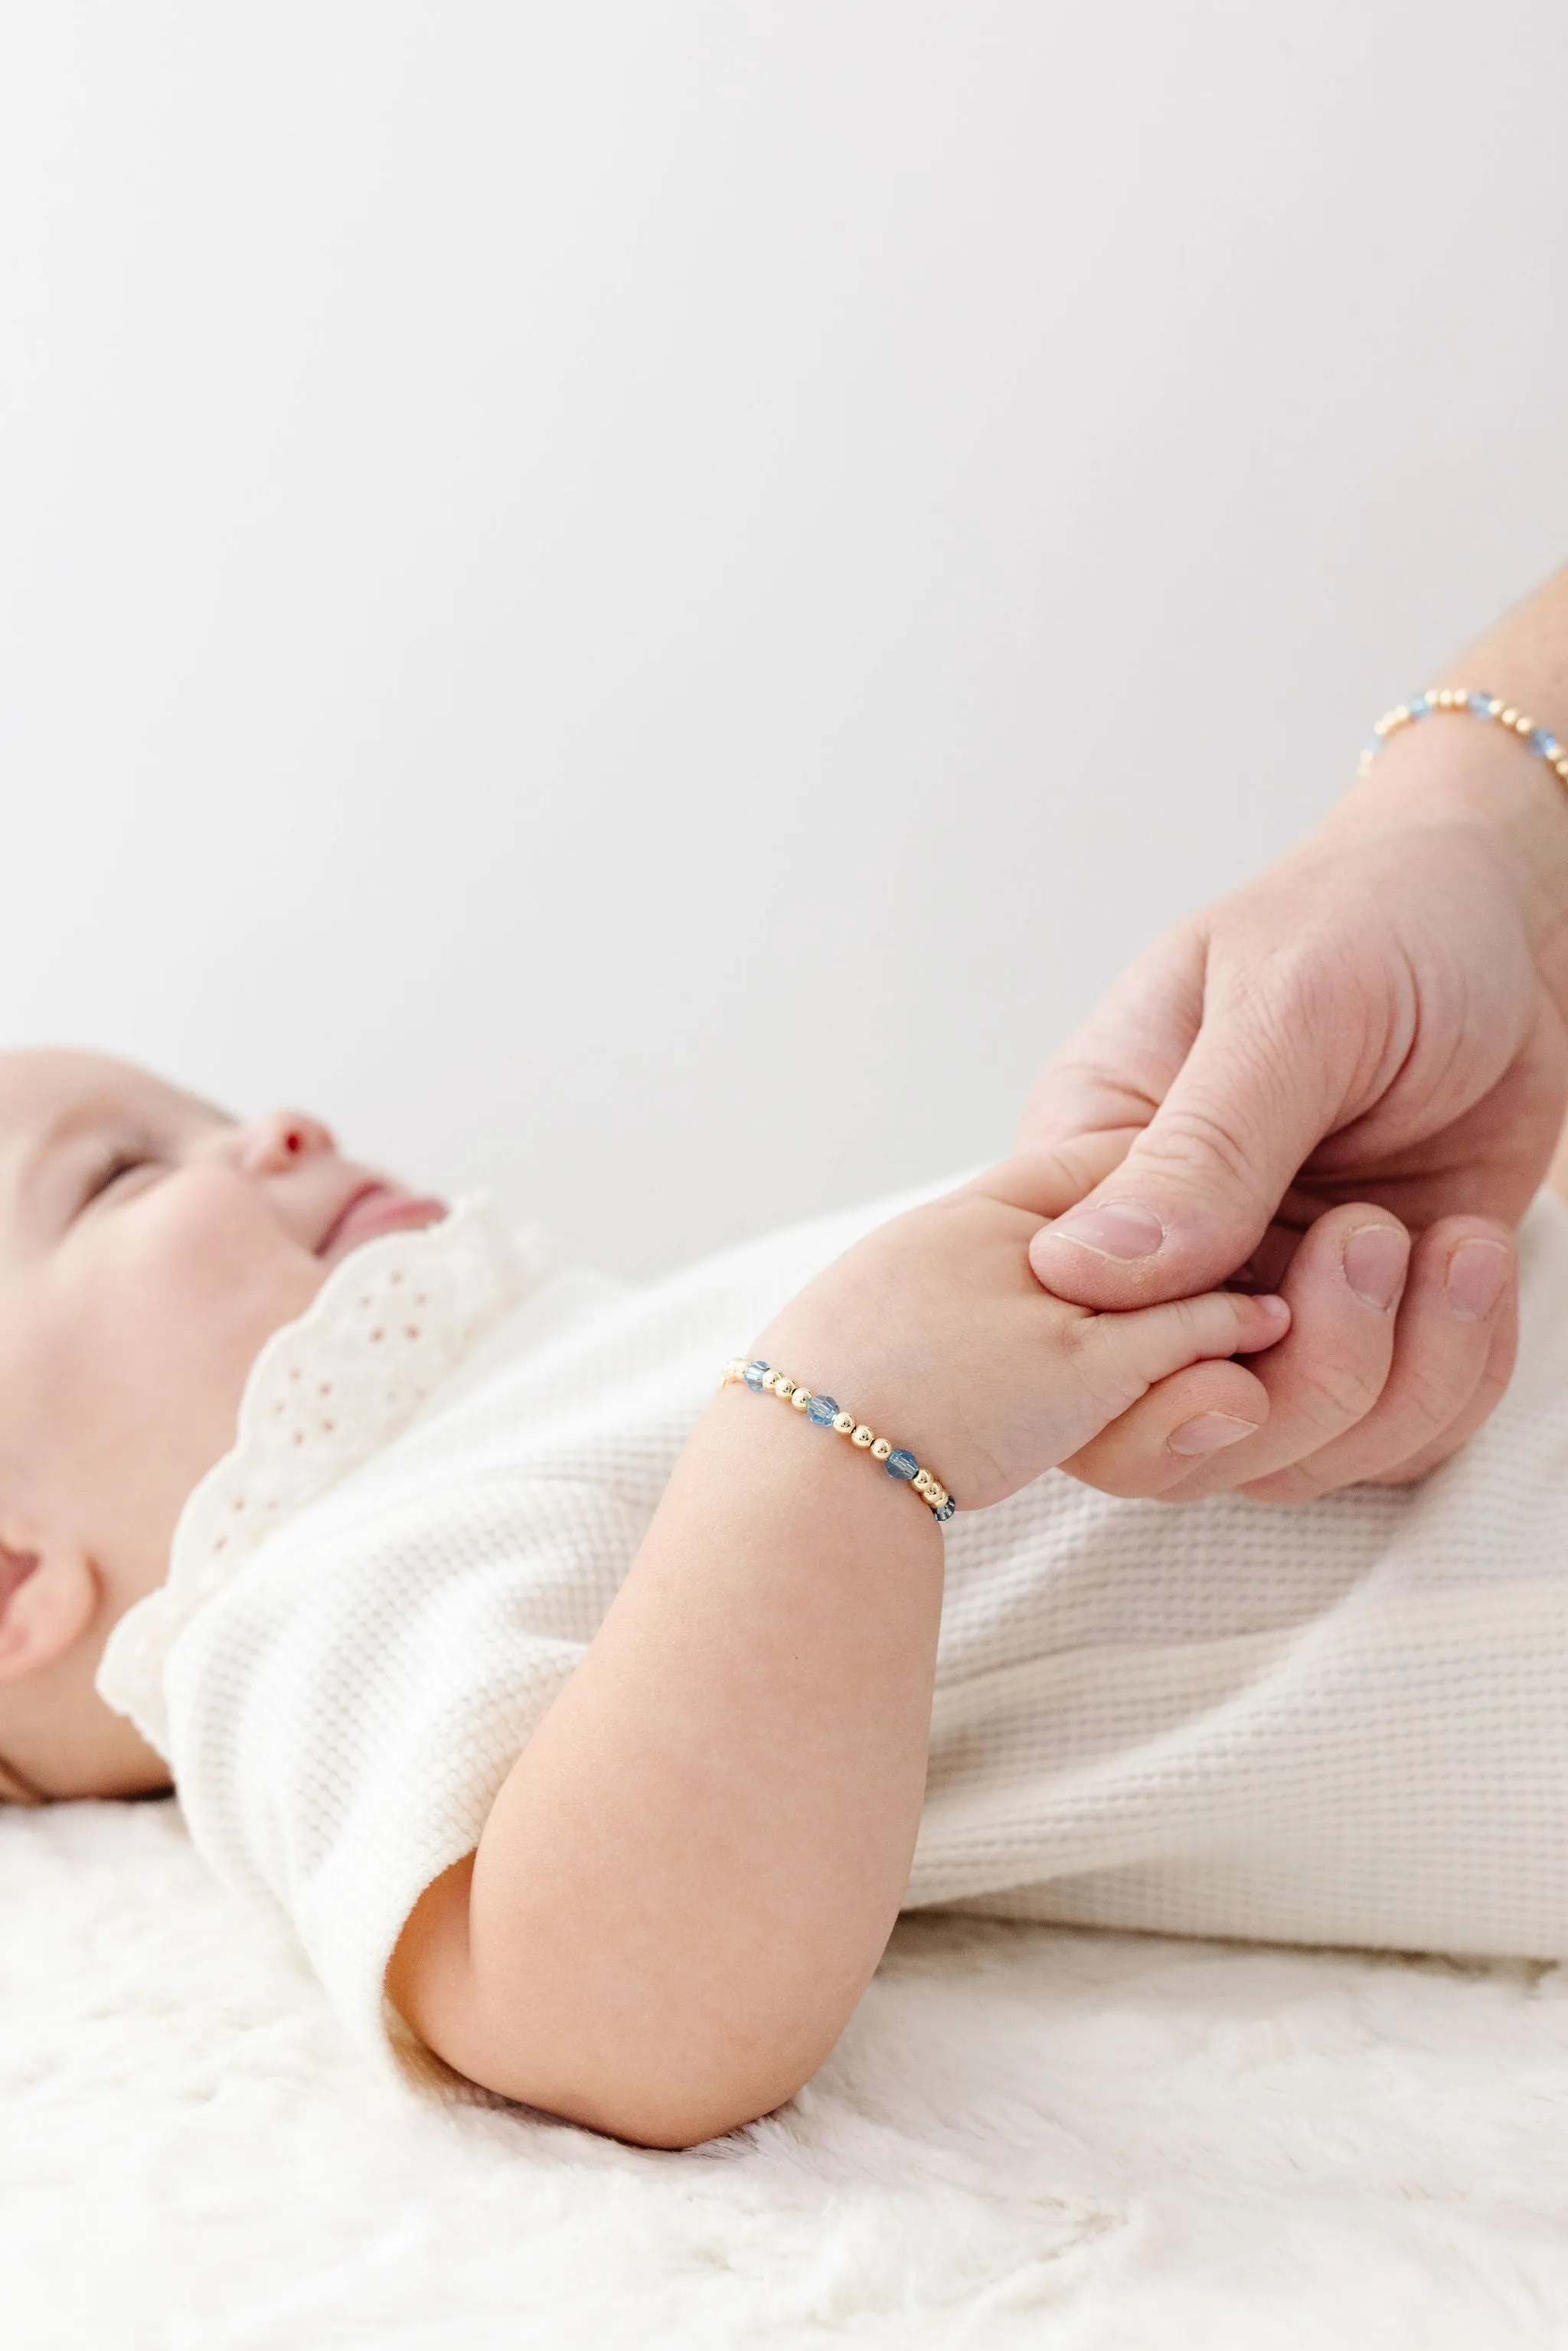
[0,1540,96,1681]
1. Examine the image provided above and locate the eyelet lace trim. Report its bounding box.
[98,1192,544,1757]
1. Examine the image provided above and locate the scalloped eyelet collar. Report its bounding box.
[98,1193,544,1757]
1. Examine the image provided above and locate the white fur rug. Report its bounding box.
[5,1801,1568,2349]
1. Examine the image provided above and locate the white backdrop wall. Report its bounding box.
[2,3,1565,1275]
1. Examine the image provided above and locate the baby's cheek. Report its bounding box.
[113,1183,325,1429]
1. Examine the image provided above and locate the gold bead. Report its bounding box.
[1554,756,1568,780]
[871,1438,892,1461]
[792,1386,812,1410]
[851,1425,874,1448]
[1501,708,1519,727]
[1514,714,1534,736]
[833,1412,855,1435]
[1373,717,1394,737]
[1488,699,1504,717]
[913,1471,932,1495]
[929,1484,948,1510]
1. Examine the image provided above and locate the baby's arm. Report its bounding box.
[386,1158,1287,2149]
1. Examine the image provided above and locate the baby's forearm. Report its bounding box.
[388,1348,942,2148]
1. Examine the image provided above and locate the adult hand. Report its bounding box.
[1021,702,1568,1499]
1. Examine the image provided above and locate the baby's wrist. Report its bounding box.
[746,1297,965,1511]
[722,1350,958,1523]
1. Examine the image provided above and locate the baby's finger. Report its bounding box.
[971,1131,1143,1222]
[1067,1286,1289,1420]
[1062,1357,1272,1497]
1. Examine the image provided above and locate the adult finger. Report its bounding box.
[1361,1267,1519,1487]
[1151,1202,1410,1500]
[1027,958,1364,1312]
[1061,1357,1274,1499]
[1237,1219,1514,1502]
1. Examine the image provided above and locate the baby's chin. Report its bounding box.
[316,1185,449,1265]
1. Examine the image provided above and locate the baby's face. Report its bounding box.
[0,1050,445,1796]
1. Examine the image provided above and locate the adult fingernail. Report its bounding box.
[1343,1225,1408,1311]
[1048,1201,1166,1261]
[1168,1412,1259,1456]
[1446,1238,1508,1322]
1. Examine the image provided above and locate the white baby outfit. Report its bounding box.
[99,1182,1568,2095]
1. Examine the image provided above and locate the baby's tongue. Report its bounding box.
[322,1187,448,1260]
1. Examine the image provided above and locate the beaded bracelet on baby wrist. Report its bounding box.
[719,1357,958,1523]
[1357,687,1568,789]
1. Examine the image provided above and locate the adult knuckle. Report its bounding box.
[1384,1355,1465,1431]
[1135,1103,1259,1193]
[1240,1459,1336,1505]
[1290,1350,1383,1429]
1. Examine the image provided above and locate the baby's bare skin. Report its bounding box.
[0,1050,443,1801]
[387,1151,1292,2146]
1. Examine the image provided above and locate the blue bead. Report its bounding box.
[743,1360,769,1391]
[886,1449,918,1481]
[1362,739,1383,762]
[806,1394,838,1425]
[934,1497,956,1523]
[1406,695,1429,717]
[1532,731,1557,758]
[1468,692,1493,716]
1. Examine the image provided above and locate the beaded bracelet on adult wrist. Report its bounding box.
[719,1357,957,1523]
[1357,687,1568,789]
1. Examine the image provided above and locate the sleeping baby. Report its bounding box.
[4,1046,1566,2149]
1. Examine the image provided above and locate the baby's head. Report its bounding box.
[0,1049,445,1804]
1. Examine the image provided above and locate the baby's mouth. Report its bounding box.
[315,1183,449,1260]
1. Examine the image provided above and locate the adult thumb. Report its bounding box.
[1027,1014,1339,1308]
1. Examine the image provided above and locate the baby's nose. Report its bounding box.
[237,1109,338,1176]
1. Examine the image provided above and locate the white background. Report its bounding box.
[2,3,1565,1275]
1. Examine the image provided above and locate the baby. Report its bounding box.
[5,1046,1568,2150]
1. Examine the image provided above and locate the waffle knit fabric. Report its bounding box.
[99,1182,1568,2096]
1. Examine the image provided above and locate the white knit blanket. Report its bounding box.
[5,1800,1567,2349]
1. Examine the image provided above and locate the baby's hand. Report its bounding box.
[752,1152,1291,1514]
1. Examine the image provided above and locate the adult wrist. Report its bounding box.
[1328,691,1568,955]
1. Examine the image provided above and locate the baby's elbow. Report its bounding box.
[387,1871,843,2147]
[461,2040,816,2150]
